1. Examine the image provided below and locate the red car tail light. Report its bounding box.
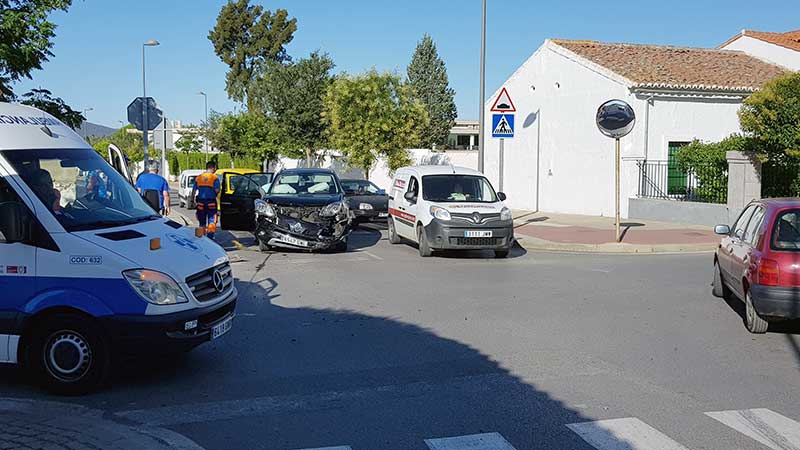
[757,258,780,286]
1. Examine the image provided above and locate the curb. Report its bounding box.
[515,233,717,254]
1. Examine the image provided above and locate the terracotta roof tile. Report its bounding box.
[740,29,800,52]
[552,39,787,92]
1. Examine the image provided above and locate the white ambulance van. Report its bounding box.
[387,165,514,258]
[0,103,237,394]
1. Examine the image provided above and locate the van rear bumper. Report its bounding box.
[100,288,237,354]
[423,219,514,250]
[750,284,800,319]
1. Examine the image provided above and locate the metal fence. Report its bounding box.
[636,160,727,204]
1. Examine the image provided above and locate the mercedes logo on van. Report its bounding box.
[472,212,482,224]
[212,269,225,293]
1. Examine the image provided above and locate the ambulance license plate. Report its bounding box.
[211,316,233,340]
[283,235,309,247]
[464,230,492,238]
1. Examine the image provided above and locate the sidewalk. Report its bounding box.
[513,210,720,254]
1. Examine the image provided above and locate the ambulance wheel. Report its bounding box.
[28,314,109,395]
[417,225,432,257]
[388,218,401,244]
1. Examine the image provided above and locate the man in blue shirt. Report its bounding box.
[135,161,170,215]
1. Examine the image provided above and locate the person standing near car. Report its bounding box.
[192,161,221,239]
[135,160,170,215]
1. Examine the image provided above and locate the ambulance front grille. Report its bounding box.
[186,262,234,302]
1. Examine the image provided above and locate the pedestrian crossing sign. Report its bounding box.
[492,114,514,138]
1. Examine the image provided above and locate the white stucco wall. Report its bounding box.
[483,40,746,218]
[721,36,800,70]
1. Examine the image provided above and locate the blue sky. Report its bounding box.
[16,0,799,127]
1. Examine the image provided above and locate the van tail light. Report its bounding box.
[757,258,780,286]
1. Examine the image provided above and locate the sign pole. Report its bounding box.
[478,0,486,174]
[615,137,621,243]
[499,138,505,192]
[142,46,149,169]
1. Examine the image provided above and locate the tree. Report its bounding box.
[20,87,83,129]
[174,127,203,154]
[406,34,457,149]
[92,125,144,163]
[206,111,291,164]
[208,0,297,110]
[323,70,429,178]
[739,72,800,160]
[0,0,72,100]
[253,51,334,164]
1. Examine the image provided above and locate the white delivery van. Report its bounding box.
[178,169,204,209]
[0,103,237,394]
[387,165,514,258]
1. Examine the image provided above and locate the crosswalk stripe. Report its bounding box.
[425,432,517,450]
[566,418,690,450]
[292,447,352,450]
[706,408,800,450]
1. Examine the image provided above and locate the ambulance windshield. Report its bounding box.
[2,148,159,231]
[422,175,498,203]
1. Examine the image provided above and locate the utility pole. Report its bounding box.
[199,91,209,163]
[478,0,487,173]
[141,40,159,169]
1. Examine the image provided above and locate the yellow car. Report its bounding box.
[215,168,273,230]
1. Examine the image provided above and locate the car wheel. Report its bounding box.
[712,260,731,299]
[745,290,769,334]
[388,218,401,244]
[335,237,348,253]
[417,225,432,257]
[494,249,510,258]
[28,314,109,395]
[179,199,186,208]
[258,239,272,252]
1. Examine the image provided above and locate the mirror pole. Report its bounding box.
[615,137,621,243]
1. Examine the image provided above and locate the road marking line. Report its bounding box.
[361,250,383,260]
[425,432,516,450]
[706,408,800,450]
[293,447,352,450]
[566,418,690,450]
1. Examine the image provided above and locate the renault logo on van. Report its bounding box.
[212,269,225,293]
[472,213,482,224]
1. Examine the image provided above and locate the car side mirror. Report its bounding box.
[404,191,417,203]
[0,201,29,243]
[497,192,507,201]
[377,189,387,196]
[714,224,730,236]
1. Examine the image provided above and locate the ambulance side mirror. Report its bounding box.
[404,191,416,204]
[497,192,507,201]
[0,201,29,243]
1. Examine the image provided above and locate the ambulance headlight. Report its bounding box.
[500,207,512,221]
[430,206,451,221]
[123,269,188,305]
[254,199,275,217]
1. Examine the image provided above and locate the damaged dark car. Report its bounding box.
[252,168,352,252]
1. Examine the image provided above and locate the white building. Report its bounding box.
[720,29,800,70]
[447,120,479,150]
[483,39,786,218]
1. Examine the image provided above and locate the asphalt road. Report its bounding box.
[2,201,800,450]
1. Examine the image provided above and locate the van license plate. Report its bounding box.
[211,316,233,340]
[282,235,309,247]
[464,230,492,238]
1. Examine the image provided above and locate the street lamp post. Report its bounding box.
[142,40,160,169]
[198,91,209,163]
[478,0,487,173]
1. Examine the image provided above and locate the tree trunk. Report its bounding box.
[305,148,312,167]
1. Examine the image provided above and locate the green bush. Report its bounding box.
[170,152,263,172]
[675,136,754,203]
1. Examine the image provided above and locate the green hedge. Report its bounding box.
[169,152,263,174]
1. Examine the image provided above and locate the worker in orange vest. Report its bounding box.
[192,161,221,240]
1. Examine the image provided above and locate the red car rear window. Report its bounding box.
[771,209,800,251]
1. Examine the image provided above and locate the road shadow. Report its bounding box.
[0,276,637,450]
[427,241,528,260]
[720,292,800,338]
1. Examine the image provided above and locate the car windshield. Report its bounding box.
[341,179,381,195]
[268,172,340,196]
[422,175,498,203]
[772,209,800,250]
[1,148,159,231]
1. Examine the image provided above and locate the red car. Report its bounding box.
[714,198,800,333]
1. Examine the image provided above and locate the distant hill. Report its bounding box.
[76,121,117,139]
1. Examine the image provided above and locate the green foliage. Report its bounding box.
[170,152,262,173]
[323,70,429,178]
[0,0,72,100]
[91,125,144,163]
[252,51,334,162]
[20,87,83,128]
[174,127,203,154]
[208,0,297,109]
[675,136,757,203]
[205,111,291,163]
[406,34,457,148]
[739,72,800,159]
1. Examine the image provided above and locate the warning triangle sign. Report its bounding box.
[490,87,516,112]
